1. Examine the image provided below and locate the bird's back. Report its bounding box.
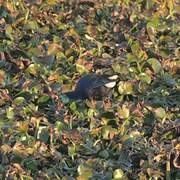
[75,74,109,99]
[75,74,106,90]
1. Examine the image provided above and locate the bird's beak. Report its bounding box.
[105,75,118,88]
[108,75,119,80]
[104,81,116,88]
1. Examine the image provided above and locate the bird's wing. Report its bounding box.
[90,75,109,88]
[91,75,117,89]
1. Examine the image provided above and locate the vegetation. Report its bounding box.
[0,0,179,179]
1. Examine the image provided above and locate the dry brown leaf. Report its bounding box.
[76,58,93,71]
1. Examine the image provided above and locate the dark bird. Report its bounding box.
[63,74,118,100]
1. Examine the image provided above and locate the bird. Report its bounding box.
[62,73,118,101]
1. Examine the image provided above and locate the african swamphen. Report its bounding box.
[63,74,118,100]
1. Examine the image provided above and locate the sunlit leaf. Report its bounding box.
[47,0,57,5]
[78,164,93,178]
[147,23,156,42]
[6,107,14,120]
[58,23,68,30]
[25,20,39,30]
[5,2,15,15]
[70,102,77,112]
[26,64,40,76]
[101,125,111,139]
[139,73,151,84]
[118,81,133,95]
[148,58,162,74]
[154,107,166,119]
[175,47,180,58]
[112,63,128,74]
[76,64,89,74]
[13,97,25,106]
[118,105,130,119]
[0,70,6,85]
[37,26,49,34]
[48,43,61,55]
[131,41,141,57]
[113,169,124,179]
[16,121,29,133]
[5,25,13,40]
[27,47,42,57]
[1,144,12,153]
[68,145,76,158]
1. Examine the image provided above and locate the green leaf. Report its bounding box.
[76,64,89,74]
[26,64,41,75]
[112,63,121,73]
[70,102,77,112]
[118,105,130,119]
[27,47,42,57]
[126,53,137,63]
[5,25,13,40]
[148,58,162,74]
[139,73,152,84]
[112,63,128,74]
[37,126,49,143]
[6,107,14,120]
[175,47,180,58]
[13,97,25,106]
[113,169,124,179]
[32,55,55,66]
[25,20,39,30]
[101,126,111,139]
[87,108,96,118]
[68,145,76,158]
[48,43,61,55]
[85,34,94,41]
[154,108,166,119]
[78,164,93,178]
[15,91,32,99]
[23,158,38,173]
[146,23,156,42]
[60,94,70,104]
[55,121,64,131]
[0,70,6,85]
[37,95,50,104]
[58,23,68,30]
[118,81,133,95]
[37,26,49,34]
[162,73,176,87]
[98,149,109,159]
[131,41,141,57]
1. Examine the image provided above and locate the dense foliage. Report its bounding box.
[0,0,179,179]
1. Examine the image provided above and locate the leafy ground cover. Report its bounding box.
[0,0,179,179]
